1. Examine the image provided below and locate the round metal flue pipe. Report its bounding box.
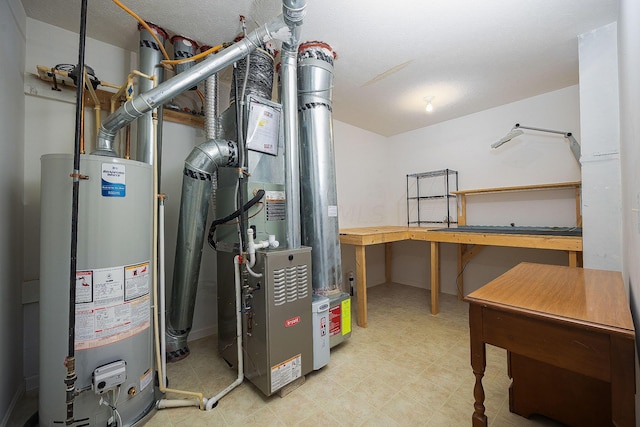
[137,22,167,165]
[297,42,342,294]
[171,35,199,77]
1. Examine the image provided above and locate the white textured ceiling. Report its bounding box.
[21,0,618,136]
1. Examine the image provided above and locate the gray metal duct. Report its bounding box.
[93,13,292,156]
[281,44,302,249]
[164,71,222,360]
[282,0,307,26]
[171,35,198,76]
[297,42,342,294]
[166,139,237,360]
[136,22,167,164]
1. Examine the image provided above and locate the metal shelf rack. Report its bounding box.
[406,169,459,227]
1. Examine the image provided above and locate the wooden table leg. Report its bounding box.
[385,242,392,283]
[610,335,636,426]
[355,245,368,328]
[430,241,440,315]
[469,304,488,426]
[568,251,577,267]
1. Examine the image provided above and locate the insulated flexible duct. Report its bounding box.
[166,139,238,360]
[229,48,275,103]
[297,42,342,294]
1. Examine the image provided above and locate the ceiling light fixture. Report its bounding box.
[424,96,434,113]
[492,123,581,164]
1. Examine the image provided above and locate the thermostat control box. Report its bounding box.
[93,360,127,394]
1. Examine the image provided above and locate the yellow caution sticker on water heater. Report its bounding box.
[341,298,351,335]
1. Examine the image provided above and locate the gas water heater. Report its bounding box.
[39,154,155,425]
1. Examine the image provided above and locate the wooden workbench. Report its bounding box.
[339,226,582,327]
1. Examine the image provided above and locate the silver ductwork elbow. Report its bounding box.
[166,139,237,360]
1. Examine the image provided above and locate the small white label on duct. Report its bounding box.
[271,354,302,392]
[246,98,281,156]
[101,163,126,197]
[328,205,338,217]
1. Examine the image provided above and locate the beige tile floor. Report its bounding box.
[10,283,564,426]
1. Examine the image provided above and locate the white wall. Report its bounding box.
[579,22,622,272]
[334,121,390,287]
[1,0,26,422]
[617,0,640,416]
[384,87,582,295]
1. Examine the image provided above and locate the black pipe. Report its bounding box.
[66,0,88,423]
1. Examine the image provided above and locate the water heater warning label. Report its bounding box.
[74,262,150,350]
[102,163,126,197]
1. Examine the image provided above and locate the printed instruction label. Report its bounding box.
[266,190,286,221]
[74,261,150,350]
[271,354,302,392]
[140,368,153,392]
[341,298,352,335]
[329,304,341,337]
[125,262,150,301]
[102,163,126,197]
[328,205,338,217]
[75,271,93,304]
[246,99,281,156]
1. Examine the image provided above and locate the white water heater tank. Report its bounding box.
[39,154,155,425]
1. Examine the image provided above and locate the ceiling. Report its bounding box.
[21,0,619,137]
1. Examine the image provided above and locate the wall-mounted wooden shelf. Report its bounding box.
[452,181,582,226]
[26,72,204,129]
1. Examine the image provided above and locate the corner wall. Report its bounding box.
[617,0,640,416]
[579,22,622,272]
[0,0,26,422]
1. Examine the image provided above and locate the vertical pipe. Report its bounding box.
[281,44,302,249]
[137,22,167,165]
[66,0,88,423]
[297,42,342,294]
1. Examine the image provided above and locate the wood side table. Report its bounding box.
[465,262,635,427]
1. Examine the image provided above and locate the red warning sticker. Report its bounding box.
[329,304,341,337]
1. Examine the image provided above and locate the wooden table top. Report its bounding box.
[339,226,416,245]
[465,262,634,337]
[339,226,582,251]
